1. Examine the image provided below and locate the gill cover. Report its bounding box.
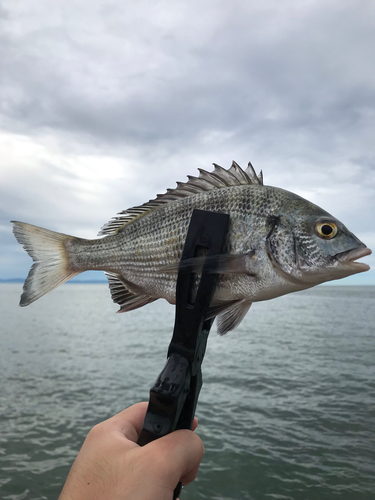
[265,215,307,285]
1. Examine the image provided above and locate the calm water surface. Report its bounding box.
[0,284,374,500]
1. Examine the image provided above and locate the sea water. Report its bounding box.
[0,283,374,500]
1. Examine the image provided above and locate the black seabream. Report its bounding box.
[12,162,371,334]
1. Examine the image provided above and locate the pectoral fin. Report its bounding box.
[159,252,256,276]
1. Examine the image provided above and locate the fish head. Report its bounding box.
[266,191,372,286]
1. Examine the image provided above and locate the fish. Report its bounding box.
[12,161,371,335]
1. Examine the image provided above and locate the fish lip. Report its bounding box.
[334,246,372,272]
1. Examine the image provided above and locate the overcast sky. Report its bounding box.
[0,0,374,286]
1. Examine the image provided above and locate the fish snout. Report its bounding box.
[334,246,372,273]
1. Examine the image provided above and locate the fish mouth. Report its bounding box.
[334,246,372,272]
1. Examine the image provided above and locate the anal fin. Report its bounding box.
[105,273,156,312]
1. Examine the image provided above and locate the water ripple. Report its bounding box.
[1,284,375,499]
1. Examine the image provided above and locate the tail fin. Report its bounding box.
[11,221,81,306]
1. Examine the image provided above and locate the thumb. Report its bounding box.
[142,429,204,489]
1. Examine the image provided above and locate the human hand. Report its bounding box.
[58,402,204,500]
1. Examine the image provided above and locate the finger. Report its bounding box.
[180,461,201,485]
[110,406,197,442]
[103,402,149,442]
[192,417,198,431]
[142,429,204,489]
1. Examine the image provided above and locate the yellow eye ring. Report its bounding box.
[315,221,338,239]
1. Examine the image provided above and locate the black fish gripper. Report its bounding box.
[137,208,230,499]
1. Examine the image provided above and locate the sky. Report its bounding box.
[0,0,374,285]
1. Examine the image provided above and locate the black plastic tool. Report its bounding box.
[137,209,229,498]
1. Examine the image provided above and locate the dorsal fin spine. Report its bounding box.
[98,162,263,236]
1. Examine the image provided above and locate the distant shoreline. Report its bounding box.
[1,279,374,287]
[0,279,107,284]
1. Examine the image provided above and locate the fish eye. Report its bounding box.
[315,221,338,239]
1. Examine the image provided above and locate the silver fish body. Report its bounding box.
[12,162,371,334]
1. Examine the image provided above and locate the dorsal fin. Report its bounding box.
[99,161,263,236]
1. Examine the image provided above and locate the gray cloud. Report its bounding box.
[0,0,374,283]
[1,1,374,146]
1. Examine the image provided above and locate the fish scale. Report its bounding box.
[11,162,371,335]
